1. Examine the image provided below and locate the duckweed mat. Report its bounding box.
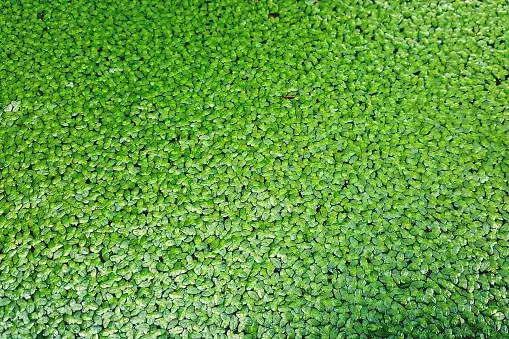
[1,0,508,337]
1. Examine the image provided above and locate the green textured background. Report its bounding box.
[0,0,508,337]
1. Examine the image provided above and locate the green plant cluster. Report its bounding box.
[1,0,508,337]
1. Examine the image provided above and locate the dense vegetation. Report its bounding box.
[1,0,508,337]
